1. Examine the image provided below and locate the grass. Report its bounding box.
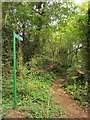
[2,69,66,118]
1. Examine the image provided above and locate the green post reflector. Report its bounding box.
[13,31,16,109]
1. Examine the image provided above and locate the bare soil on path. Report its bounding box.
[50,78,88,119]
[6,109,25,118]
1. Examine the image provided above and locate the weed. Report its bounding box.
[2,69,65,118]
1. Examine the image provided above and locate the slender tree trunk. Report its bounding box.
[86,2,90,84]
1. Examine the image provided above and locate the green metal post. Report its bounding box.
[13,31,16,109]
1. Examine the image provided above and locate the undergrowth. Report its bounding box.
[2,69,65,118]
[64,67,89,109]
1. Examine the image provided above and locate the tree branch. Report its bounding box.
[1,10,8,30]
[67,45,85,56]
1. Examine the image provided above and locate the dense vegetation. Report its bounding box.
[2,1,89,118]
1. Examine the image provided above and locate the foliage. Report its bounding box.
[64,65,89,106]
[2,0,89,118]
[63,3,89,109]
[2,69,65,118]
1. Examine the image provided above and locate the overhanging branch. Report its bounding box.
[67,45,85,56]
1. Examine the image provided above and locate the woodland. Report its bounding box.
[2,1,90,118]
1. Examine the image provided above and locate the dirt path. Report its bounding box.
[50,78,88,119]
[6,109,25,118]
